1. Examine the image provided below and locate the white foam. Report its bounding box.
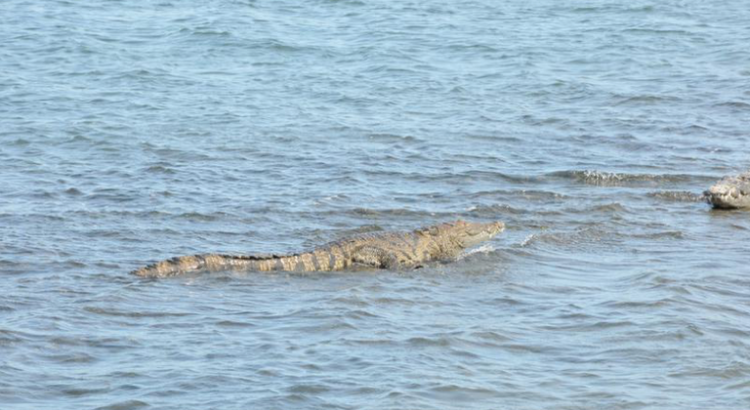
[458,243,496,260]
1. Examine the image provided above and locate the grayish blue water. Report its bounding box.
[2,0,750,409]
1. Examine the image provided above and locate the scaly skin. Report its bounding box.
[132,220,505,278]
[705,171,750,209]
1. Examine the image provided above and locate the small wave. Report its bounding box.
[457,244,495,260]
[187,27,233,37]
[406,336,451,347]
[470,330,512,343]
[367,133,422,143]
[714,101,750,111]
[330,296,370,308]
[94,400,150,410]
[64,187,84,196]
[288,383,330,395]
[518,226,620,250]
[63,260,87,268]
[347,338,394,346]
[371,297,417,306]
[145,165,177,174]
[62,386,111,398]
[0,258,28,267]
[320,0,366,5]
[467,204,532,216]
[348,208,438,219]
[0,329,27,345]
[573,5,655,13]
[216,320,255,328]
[9,138,31,146]
[83,306,190,318]
[590,202,627,213]
[59,134,95,145]
[600,299,675,310]
[345,309,379,319]
[648,191,706,203]
[426,384,499,401]
[547,170,705,187]
[520,234,536,247]
[613,94,683,106]
[628,231,684,240]
[45,352,97,364]
[469,189,569,201]
[621,28,691,36]
[176,211,232,222]
[464,134,522,143]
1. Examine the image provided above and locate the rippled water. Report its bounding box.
[2,0,750,409]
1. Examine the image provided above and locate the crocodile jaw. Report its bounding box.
[458,221,505,248]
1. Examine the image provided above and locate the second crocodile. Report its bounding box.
[705,170,750,209]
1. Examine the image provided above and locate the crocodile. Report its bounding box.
[131,220,505,278]
[705,170,750,209]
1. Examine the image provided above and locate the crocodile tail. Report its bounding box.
[131,253,283,278]
[131,249,345,278]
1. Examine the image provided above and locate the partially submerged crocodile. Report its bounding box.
[705,170,750,209]
[132,220,505,278]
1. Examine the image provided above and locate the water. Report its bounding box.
[2,0,749,408]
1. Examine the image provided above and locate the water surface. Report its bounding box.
[2,0,750,409]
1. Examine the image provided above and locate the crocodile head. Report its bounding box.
[705,172,750,209]
[419,220,505,250]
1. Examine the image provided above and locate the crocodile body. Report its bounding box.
[705,170,750,209]
[132,220,505,278]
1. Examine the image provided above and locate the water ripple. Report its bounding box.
[2,0,750,409]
